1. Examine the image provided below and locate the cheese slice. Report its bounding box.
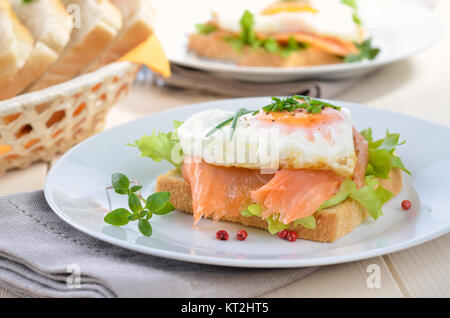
[119,34,171,78]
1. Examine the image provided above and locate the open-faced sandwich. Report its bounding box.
[128,96,409,242]
[189,0,380,67]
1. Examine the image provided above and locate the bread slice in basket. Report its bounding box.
[156,169,402,242]
[0,0,73,100]
[27,0,123,92]
[0,0,33,88]
[82,0,155,73]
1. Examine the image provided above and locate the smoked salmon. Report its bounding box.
[352,128,369,188]
[182,129,369,226]
[182,159,273,224]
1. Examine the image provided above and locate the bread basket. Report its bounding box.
[0,61,141,175]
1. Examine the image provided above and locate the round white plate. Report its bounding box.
[153,0,444,82]
[45,97,450,268]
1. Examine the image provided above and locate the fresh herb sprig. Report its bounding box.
[341,0,362,26]
[104,173,175,237]
[205,108,254,140]
[205,96,342,138]
[262,96,341,114]
[344,38,380,63]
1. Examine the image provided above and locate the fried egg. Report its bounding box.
[215,0,360,42]
[177,105,357,177]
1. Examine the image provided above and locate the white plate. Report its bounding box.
[153,0,444,82]
[45,97,450,268]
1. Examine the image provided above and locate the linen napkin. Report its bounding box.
[0,191,318,298]
[151,64,362,98]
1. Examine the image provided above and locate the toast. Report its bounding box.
[81,0,155,73]
[0,0,73,100]
[156,168,403,242]
[188,33,342,67]
[0,0,33,88]
[27,0,123,92]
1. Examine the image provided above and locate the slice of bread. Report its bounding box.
[0,0,73,100]
[81,0,155,73]
[0,0,33,88]
[189,33,342,67]
[26,0,123,92]
[156,168,403,242]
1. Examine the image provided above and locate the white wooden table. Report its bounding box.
[1,1,449,299]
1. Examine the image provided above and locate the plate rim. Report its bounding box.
[44,97,450,268]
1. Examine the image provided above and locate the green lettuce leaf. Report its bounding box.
[241,204,317,234]
[129,121,183,171]
[319,176,394,220]
[224,11,308,57]
[266,214,289,235]
[362,128,410,179]
[195,23,217,35]
[293,215,316,230]
[241,204,262,218]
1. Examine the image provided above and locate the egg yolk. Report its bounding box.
[256,107,343,128]
[261,2,318,15]
[256,107,343,143]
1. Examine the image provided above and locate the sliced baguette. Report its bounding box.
[0,0,33,88]
[0,0,73,100]
[82,0,155,73]
[27,0,123,92]
[189,33,342,67]
[156,168,403,242]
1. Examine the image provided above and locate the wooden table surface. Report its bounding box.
[1,1,449,298]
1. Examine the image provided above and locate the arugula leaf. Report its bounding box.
[320,177,394,220]
[130,121,183,171]
[195,23,217,35]
[362,128,410,179]
[344,38,380,63]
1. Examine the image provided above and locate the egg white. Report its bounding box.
[177,107,357,177]
[215,0,360,42]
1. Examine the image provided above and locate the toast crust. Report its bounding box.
[27,0,123,92]
[188,33,342,67]
[156,169,403,242]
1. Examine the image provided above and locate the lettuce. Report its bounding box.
[293,215,316,230]
[362,128,410,179]
[319,176,394,220]
[266,214,289,235]
[129,121,183,171]
[241,204,317,234]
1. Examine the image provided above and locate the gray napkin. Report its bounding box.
[147,64,361,98]
[0,191,318,298]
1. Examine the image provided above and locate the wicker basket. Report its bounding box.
[0,62,141,175]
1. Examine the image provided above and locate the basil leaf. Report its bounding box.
[111,173,129,195]
[130,185,143,193]
[152,201,175,215]
[104,208,132,226]
[138,219,152,237]
[128,193,142,213]
[146,192,171,212]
